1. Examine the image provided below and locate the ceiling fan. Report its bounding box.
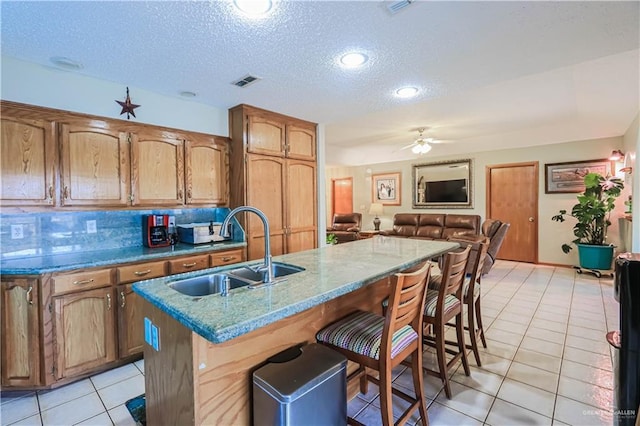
[400,128,447,154]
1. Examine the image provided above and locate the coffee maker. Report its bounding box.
[143,214,171,248]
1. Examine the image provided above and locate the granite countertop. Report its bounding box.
[133,237,458,344]
[0,241,247,275]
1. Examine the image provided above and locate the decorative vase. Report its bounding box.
[577,243,615,270]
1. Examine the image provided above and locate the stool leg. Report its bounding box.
[456,312,471,376]
[467,297,482,366]
[475,297,487,348]
[412,345,429,426]
[379,365,393,426]
[434,321,451,399]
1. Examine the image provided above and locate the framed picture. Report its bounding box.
[545,159,614,194]
[372,172,401,205]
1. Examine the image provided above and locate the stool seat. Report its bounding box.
[316,310,418,360]
[428,274,480,300]
[424,289,459,318]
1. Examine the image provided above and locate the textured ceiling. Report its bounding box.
[1,1,639,165]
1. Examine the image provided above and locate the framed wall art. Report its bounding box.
[544,159,613,194]
[372,172,401,206]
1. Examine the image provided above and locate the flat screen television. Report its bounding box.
[425,179,468,203]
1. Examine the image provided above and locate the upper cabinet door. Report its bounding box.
[286,124,316,161]
[185,136,227,205]
[59,122,130,207]
[131,131,184,206]
[0,116,56,206]
[247,114,286,157]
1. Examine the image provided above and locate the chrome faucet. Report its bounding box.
[220,206,274,284]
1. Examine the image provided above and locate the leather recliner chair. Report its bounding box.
[327,213,362,244]
[450,219,510,275]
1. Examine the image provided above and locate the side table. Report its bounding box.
[358,230,381,240]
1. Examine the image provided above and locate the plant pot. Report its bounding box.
[577,243,615,270]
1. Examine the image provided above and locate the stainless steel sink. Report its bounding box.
[168,273,251,297]
[228,262,305,283]
[167,262,305,296]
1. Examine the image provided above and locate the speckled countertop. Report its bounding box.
[0,242,247,274]
[132,237,458,344]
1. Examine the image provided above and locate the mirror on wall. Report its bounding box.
[412,159,473,208]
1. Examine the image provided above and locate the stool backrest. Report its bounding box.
[382,261,432,355]
[466,240,489,299]
[438,245,472,304]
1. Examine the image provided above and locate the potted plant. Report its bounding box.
[551,172,624,269]
[326,233,338,245]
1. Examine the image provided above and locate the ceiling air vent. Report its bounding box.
[386,0,413,14]
[232,75,261,88]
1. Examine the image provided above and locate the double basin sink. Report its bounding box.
[168,262,304,297]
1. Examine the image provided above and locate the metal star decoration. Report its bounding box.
[115,87,140,119]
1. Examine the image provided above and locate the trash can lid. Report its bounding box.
[253,343,347,403]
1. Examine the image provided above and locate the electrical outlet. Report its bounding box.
[86,220,97,234]
[11,224,24,239]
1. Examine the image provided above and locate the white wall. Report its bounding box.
[1,56,228,136]
[326,136,629,266]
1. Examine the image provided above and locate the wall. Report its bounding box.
[326,136,627,266]
[622,112,640,251]
[1,56,228,136]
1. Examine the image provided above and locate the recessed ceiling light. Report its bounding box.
[340,52,368,68]
[180,91,197,98]
[233,0,273,16]
[49,56,83,71]
[395,86,419,98]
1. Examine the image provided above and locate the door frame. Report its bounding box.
[486,161,539,264]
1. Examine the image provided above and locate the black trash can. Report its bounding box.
[252,343,347,426]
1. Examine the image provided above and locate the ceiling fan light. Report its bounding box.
[411,142,431,154]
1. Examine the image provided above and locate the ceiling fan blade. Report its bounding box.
[399,142,417,150]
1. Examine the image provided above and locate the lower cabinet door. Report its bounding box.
[1,279,41,387]
[117,284,145,358]
[53,287,116,379]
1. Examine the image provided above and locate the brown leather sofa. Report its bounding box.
[327,213,362,244]
[379,213,481,241]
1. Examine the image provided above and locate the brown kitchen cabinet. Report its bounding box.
[229,104,317,260]
[1,247,245,390]
[116,283,145,358]
[1,278,41,387]
[59,121,130,207]
[185,135,228,205]
[130,130,185,206]
[168,254,210,274]
[0,115,57,207]
[52,286,117,379]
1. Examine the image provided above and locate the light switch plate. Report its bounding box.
[86,220,97,234]
[11,224,24,239]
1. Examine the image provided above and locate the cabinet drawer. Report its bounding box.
[168,255,209,274]
[117,261,166,284]
[210,249,245,267]
[52,269,112,295]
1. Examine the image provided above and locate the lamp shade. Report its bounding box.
[368,203,384,216]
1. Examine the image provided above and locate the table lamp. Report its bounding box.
[369,203,384,231]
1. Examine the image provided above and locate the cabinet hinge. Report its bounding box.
[51,365,56,376]
[48,303,52,313]
[127,134,132,143]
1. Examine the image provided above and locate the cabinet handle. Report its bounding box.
[26,286,33,305]
[106,294,111,310]
[134,270,151,276]
[221,256,235,262]
[178,189,183,199]
[63,186,69,199]
[182,262,197,268]
[187,190,192,199]
[120,291,126,308]
[73,278,95,286]
[48,186,54,202]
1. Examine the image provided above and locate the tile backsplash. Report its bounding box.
[0,208,235,259]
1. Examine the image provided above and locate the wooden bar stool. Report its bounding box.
[422,245,471,399]
[316,261,432,426]
[432,240,490,366]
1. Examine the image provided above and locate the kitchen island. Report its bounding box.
[133,237,458,425]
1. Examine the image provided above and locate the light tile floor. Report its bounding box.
[1,261,619,425]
